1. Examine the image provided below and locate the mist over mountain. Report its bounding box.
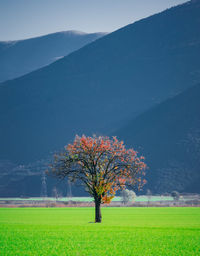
[0,0,200,196]
[116,83,200,193]
[0,31,106,82]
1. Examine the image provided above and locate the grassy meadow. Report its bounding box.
[0,207,200,255]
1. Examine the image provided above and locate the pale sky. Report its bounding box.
[0,0,188,41]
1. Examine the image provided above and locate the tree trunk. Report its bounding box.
[95,199,102,223]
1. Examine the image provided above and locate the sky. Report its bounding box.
[0,0,188,41]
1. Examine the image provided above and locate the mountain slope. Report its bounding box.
[0,31,106,82]
[116,83,200,193]
[0,0,200,165]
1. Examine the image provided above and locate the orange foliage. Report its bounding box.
[56,135,146,205]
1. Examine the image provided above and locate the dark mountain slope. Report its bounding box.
[116,83,200,193]
[0,159,85,197]
[0,0,200,165]
[0,31,106,82]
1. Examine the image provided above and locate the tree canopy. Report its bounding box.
[50,135,146,222]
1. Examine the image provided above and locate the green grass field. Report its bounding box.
[0,208,200,256]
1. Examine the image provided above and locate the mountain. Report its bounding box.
[0,159,85,197]
[0,0,200,196]
[0,31,107,82]
[116,83,200,194]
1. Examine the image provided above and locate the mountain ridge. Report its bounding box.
[116,83,200,193]
[0,30,107,82]
[1,0,200,163]
[0,0,200,195]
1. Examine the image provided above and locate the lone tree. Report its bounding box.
[49,135,146,223]
[120,189,136,205]
[171,191,180,201]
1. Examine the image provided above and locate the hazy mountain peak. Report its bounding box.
[0,30,107,82]
[60,30,88,35]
